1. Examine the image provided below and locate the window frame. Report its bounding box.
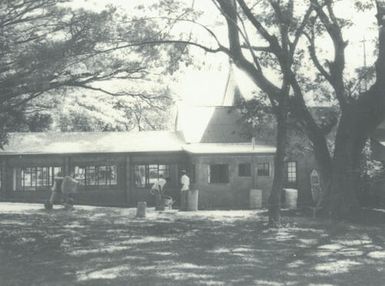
[257,162,270,177]
[286,161,297,183]
[209,164,229,184]
[133,163,170,188]
[18,166,62,191]
[74,165,118,187]
[238,163,251,177]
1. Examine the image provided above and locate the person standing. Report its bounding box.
[151,175,167,210]
[45,172,64,210]
[180,170,190,211]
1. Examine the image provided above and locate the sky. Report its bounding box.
[70,0,379,107]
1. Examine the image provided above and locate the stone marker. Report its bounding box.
[136,201,147,218]
[249,189,263,209]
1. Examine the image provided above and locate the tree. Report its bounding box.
[218,0,385,218]
[138,0,385,219]
[0,0,182,144]
[53,87,173,132]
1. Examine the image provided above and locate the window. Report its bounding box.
[287,161,297,183]
[134,164,170,187]
[257,162,270,176]
[74,165,117,186]
[238,163,251,177]
[209,164,229,183]
[19,166,62,191]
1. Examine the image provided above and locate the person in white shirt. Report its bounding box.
[180,170,190,211]
[151,175,167,194]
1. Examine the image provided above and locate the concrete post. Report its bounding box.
[136,201,146,218]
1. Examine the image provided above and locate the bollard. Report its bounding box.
[187,190,199,211]
[249,189,263,209]
[136,201,147,218]
[284,188,298,209]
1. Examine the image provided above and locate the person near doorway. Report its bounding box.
[151,175,167,209]
[180,170,190,211]
[45,172,64,210]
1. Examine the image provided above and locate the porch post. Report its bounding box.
[64,156,70,176]
[125,155,131,206]
[1,159,6,194]
[252,154,256,188]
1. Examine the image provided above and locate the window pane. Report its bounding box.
[287,161,297,183]
[24,168,32,187]
[110,166,118,185]
[74,166,86,185]
[86,166,97,185]
[210,164,229,183]
[148,164,158,185]
[158,165,169,178]
[239,163,251,177]
[18,166,60,191]
[257,163,270,176]
[37,167,49,186]
[135,165,146,187]
[98,166,107,185]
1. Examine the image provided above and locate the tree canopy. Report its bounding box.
[0,0,186,142]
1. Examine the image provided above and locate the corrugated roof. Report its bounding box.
[0,131,185,155]
[183,143,276,154]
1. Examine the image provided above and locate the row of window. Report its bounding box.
[209,162,272,184]
[21,166,62,188]
[210,162,297,184]
[75,166,117,186]
[15,165,118,191]
[134,164,169,187]
[10,161,297,191]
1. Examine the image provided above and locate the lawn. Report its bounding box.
[1,203,385,286]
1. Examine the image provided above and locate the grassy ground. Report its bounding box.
[1,203,385,286]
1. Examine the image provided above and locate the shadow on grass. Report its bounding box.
[1,207,385,285]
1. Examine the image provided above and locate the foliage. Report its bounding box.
[360,140,385,181]
[0,0,186,144]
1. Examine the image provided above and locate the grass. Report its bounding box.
[0,203,385,286]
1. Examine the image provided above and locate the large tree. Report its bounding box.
[138,0,385,218]
[0,0,181,142]
[216,0,385,218]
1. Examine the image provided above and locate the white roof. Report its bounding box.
[0,132,276,156]
[183,143,276,154]
[0,131,185,155]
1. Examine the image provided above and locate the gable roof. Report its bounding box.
[0,131,185,155]
[175,105,251,143]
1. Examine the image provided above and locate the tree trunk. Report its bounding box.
[289,97,333,209]
[268,105,288,227]
[328,106,371,218]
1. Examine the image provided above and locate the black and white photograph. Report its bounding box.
[1,0,385,285]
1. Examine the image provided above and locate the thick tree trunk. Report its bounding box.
[268,106,287,227]
[289,97,333,209]
[328,105,374,218]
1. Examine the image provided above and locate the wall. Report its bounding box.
[190,153,274,209]
[284,151,318,208]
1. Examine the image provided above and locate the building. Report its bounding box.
[0,108,278,208]
[0,66,320,209]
